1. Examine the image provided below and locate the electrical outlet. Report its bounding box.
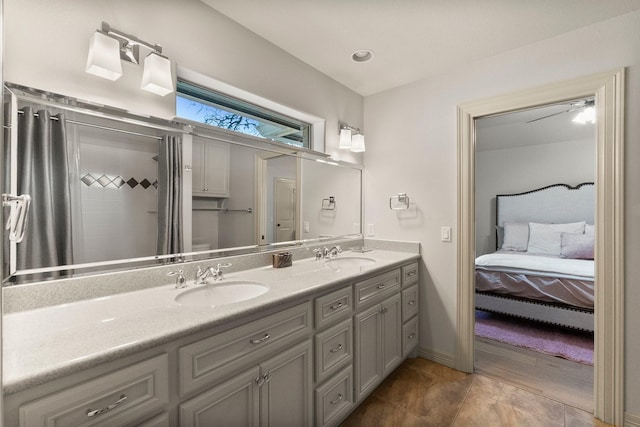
[353,222,360,233]
[441,226,452,242]
[303,221,310,233]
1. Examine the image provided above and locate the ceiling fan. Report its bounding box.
[526,99,595,124]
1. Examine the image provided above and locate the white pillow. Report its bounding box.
[501,222,529,251]
[585,224,595,235]
[526,221,586,256]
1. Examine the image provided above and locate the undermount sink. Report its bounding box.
[324,256,377,269]
[175,281,269,307]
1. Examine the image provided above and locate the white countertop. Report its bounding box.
[3,249,418,394]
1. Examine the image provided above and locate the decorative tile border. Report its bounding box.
[81,173,158,189]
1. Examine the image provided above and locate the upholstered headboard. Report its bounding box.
[496,183,594,248]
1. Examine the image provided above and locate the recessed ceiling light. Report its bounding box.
[351,49,374,63]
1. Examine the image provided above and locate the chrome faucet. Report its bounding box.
[315,246,342,260]
[167,269,187,289]
[195,263,233,285]
[325,246,342,258]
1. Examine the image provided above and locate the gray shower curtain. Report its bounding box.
[157,135,183,255]
[17,107,73,271]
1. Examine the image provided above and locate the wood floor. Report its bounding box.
[340,345,608,426]
[475,336,594,412]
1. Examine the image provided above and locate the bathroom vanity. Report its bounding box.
[2,247,419,427]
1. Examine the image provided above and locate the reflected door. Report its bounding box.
[274,178,296,242]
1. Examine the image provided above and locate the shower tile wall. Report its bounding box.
[76,126,158,264]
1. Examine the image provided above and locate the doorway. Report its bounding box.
[274,177,296,242]
[472,102,596,411]
[456,70,624,424]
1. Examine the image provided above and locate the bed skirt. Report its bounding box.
[475,291,594,332]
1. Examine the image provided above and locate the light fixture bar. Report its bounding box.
[101,22,162,55]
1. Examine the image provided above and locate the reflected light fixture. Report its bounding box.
[350,133,366,152]
[339,127,352,149]
[338,123,365,152]
[86,22,174,96]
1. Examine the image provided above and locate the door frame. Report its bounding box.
[456,69,625,424]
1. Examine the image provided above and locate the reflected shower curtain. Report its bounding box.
[157,135,183,255]
[16,107,73,272]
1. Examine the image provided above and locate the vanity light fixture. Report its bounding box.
[338,123,366,152]
[86,22,174,96]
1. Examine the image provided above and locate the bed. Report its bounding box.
[475,183,595,331]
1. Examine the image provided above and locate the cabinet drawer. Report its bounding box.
[402,284,419,322]
[315,286,353,329]
[401,262,419,288]
[315,366,354,427]
[354,269,400,309]
[402,316,419,358]
[315,318,353,384]
[179,302,312,397]
[19,354,169,427]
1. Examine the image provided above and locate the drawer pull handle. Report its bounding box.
[250,333,270,344]
[330,344,343,353]
[380,307,388,314]
[407,271,417,277]
[408,333,416,339]
[408,300,416,306]
[263,371,272,383]
[86,394,127,418]
[377,284,385,289]
[330,393,343,405]
[329,301,343,310]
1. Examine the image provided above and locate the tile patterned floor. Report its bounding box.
[340,358,612,427]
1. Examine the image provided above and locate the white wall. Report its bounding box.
[75,125,158,262]
[475,138,595,255]
[4,0,364,163]
[363,10,640,413]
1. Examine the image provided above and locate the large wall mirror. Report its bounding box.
[2,85,363,284]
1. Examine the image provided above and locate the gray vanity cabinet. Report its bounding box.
[180,340,313,427]
[353,292,402,402]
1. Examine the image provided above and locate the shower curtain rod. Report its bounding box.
[17,110,164,141]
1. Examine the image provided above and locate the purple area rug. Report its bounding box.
[475,310,594,366]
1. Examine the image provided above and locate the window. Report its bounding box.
[176,80,311,148]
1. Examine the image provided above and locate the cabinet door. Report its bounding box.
[192,138,230,197]
[202,141,230,197]
[260,340,313,427]
[381,293,402,376]
[192,138,206,195]
[354,304,381,402]
[179,367,260,427]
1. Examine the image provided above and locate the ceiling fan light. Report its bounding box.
[573,106,595,124]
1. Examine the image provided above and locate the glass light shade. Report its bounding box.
[85,31,123,81]
[339,128,352,149]
[141,52,174,96]
[572,106,596,124]
[350,133,366,152]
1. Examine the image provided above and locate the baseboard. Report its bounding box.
[417,346,456,370]
[625,412,640,427]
